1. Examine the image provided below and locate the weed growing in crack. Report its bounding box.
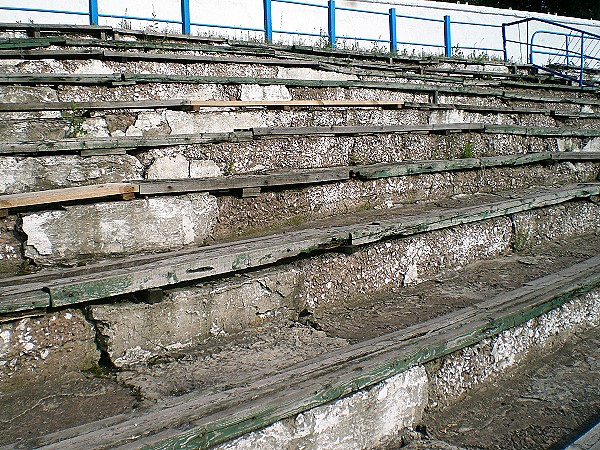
[513,226,531,252]
[462,141,475,158]
[62,101,87,138]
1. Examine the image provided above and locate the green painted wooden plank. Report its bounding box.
[47,229,348,306]
[485,124,600,137]
[139,167,351,195]
[353,152,552,179]
[347,183,600,245]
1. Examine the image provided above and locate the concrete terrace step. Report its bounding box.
[3,124,600,156]
[2,152,600,214]
[0,99,599,119]
[0,28,551,85]
[7,250,599,449]
[0,71,597,100]
[0,23,594,93]
[1,182,598,314]
[0,47,565,90]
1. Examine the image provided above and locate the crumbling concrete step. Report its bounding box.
[409,324,600,450]
[13,254,599,450]
[0,73,597,106]
[3,152,598,214]
[1,183,598,314]
[1,99,598,121]
[0,48,323,67]
[0,49,522,88]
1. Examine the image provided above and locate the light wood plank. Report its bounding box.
[0,183,138,209]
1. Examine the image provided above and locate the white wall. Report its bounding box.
[0,0,599,62]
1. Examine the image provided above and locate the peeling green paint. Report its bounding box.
[48,274,134,306]
[231,254,251,271]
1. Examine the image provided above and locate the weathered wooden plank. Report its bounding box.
[0,183,138,209]
[0,73,122,85]
[0,22,113,33]
[485,124,600,137]
[46,228,349,306]
[477,256,600,312]
[0,99,194,112]
[0,49,105,60]
[402,101,551,115]
[191,99,405,109]
[353,152,552,179]
[102,50,320,67]
[0,131,253,155]
[0,290,49,314]
[0,230,299,293]
[252,123,485,137]
[0,40,53,50]
[113,28,227,44]
[0,99,405,113]
[139,167,350,195]
[29,255,600,450]
[348,183,600,245]
[551,151,600,161]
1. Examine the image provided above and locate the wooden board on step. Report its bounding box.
[0,183,138,215]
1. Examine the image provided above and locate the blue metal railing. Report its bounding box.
[503,17,600,87]
[0,0,507,58]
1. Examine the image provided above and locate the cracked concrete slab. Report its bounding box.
[21,193,218,266]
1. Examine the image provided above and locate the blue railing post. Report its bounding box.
[88,0,98,26]
[389,8,397,53]
[444,15,452,57]
[181,0,191,35]
[328,0,336,49]
[502,24,508,61]
[264,0,273,43]
[579,33,584,87]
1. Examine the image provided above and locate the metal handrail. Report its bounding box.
[0,0,506,58]
[502,17,600,87]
